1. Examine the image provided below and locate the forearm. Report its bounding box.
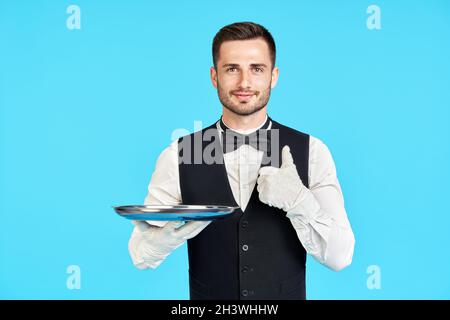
[286,188,355,271]
[128,140,182,269]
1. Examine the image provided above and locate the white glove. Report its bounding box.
[257,145,307,212]
[132,220,211,268]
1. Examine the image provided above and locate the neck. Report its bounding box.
[221,107,268,131]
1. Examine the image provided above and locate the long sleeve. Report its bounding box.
[128,140,182,269]
[286,137,355,271]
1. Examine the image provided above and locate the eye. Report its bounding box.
[226,67,238,72]
[254,67,264,73]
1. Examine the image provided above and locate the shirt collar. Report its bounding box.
[216,114,272,134]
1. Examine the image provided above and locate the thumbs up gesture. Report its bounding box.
[257,145,307,212]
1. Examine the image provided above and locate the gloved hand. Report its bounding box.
[257,145,307,212]
[133,220,211,268]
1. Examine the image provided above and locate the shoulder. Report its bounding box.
[154,139,179,168]
[307,135,339,189]
[309,135,334,163]
[270,119,310,140]
[270,119,333,157]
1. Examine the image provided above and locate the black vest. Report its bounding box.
[178,118,310,300]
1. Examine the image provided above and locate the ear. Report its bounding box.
[210,66,218,88]
[270,66,279,89]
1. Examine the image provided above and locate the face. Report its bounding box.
[210,38,279,116]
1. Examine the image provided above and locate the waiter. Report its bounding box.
[128,22,355,300]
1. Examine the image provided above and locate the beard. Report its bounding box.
[217,81,271,116]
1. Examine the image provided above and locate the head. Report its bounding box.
[210,22,279,117]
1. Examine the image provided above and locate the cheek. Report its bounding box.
[218,77,237,90]
[255,74,273,86]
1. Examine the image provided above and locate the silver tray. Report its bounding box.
[113,205,239,221]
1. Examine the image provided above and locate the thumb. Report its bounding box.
[281,145,294,168]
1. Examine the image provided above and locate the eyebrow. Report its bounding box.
[222,63,268,68]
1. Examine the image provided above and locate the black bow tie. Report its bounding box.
[220,117,272,154]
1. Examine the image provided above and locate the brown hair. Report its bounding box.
[212,22,276,69]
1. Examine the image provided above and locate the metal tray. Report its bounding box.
[113,205,239,221]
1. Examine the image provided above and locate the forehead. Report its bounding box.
[218,38,271,64]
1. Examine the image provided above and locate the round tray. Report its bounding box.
[113,205,239,221]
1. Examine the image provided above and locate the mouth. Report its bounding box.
[233,92,254,101]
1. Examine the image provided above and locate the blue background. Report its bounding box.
[1,0,449,299]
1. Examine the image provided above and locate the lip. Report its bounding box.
[233,93,254,98]
[233,92,254,96]
[233,93,254,101]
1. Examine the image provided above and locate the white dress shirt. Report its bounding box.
[129,115,355,271]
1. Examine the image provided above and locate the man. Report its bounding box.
[128,22,355,300]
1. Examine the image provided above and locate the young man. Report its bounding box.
[128,22,355,300]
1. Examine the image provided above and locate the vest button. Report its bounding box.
[241,221,248,228]
[242,244,249,251]
[241,290,248,297]
[241,266,249,273]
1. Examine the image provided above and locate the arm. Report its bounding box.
[285,137,355,271]
[128,140,183,269]
[257,138,355,272]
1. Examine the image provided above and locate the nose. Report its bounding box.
[238,70,251,88]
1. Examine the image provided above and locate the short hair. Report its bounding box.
[212,22,276,69]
